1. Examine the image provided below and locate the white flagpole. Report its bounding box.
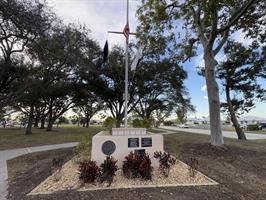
[124,0,129,128]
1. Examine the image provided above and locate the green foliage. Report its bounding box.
[100,156,118,186]
[57,116,69,125]
[137,0,264,145]
[247,124,259,131]
[134,59,194,122]
[73,90,104,127]
[218,41,266,116]
[74,136,91,162]
[154,151,176,177]
[81,46,136,127]
[78,160,100,183]
[103,117,116,131]
[122,151,153,180]
[163,121,174,126]
[176,107,189,124]
[0,0,54,108]
[132,118,151,128]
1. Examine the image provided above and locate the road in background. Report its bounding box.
[160,126,266,140]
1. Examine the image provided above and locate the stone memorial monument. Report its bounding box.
[90,0,164,167]
[91,128,163,167]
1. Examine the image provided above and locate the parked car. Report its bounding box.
[240,124,247,129]
[6,122,15,127]
[258,123,266,130]
[178,124,189,128]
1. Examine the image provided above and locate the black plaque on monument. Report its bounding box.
[128,138,139,148]
[135,149,145,156]
[102,140,116,155]
[141,137,152,147]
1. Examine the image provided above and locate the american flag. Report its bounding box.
[123,23,130,42]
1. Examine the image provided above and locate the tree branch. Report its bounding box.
[213,29,229,55]
[216,0,256,34]
[190,6,207,47]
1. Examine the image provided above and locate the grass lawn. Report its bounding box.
[164,130,266,154]
[149,127,167,133]
[6,129,266,200]
[222,126,266,134]
[0,126,104,150]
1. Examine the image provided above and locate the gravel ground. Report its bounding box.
[29,159,216,195]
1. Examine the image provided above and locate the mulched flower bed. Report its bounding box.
[29,159,217,196]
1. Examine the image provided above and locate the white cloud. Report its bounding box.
[48,0,139,47]
[203,95,208,100]
[201,85,207,91]
[194,53,204,69]
[231,30,253,46]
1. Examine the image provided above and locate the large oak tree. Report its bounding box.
[137,0,265,146]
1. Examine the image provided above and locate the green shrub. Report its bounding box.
[163,121,174,126]
[154,151,176,177]
[122,151,153,180]
[100,156,118,186]
[247,124,259,131]
[74,135,91,162]
[103,117,116,132]
[132,118,151,128]
[78,160,100,183]
[132,118,142,127]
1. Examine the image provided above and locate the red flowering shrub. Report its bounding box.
[100,156,118,186]
[78,160,100,183]
[154,151,176,177]
[122,151,153,180]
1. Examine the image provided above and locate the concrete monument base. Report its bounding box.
[91,128,164,167]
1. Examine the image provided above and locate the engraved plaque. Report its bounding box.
[134,149,146,156]
[141,138,152,147]
[128,138,139,148]
[102,140,116,155]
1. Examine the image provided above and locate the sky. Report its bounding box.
[47,0,266,119]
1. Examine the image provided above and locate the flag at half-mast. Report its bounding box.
[103,40,108,62]
[123,23,130,42]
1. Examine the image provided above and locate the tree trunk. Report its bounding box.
[46,118,54,131]
[116,116,122,128]
[204,51,224,146]
[85,115,90,128]
[25,104,34,135]
[225,86,247,140]
[40,116,45,129]
[33,111,40,128]
[46,103,53,132]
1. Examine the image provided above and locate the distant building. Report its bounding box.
[186,117,209,124]
[238,116,266,125]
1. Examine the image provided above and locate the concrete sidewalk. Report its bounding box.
[0,142,78,200]
[159,126,266,140]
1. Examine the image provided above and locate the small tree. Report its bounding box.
[176,107,187,124]
[217,41,266,140]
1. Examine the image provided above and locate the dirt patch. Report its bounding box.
[181,143,266,200]
[7,148,74,200]
[7,142,266,200]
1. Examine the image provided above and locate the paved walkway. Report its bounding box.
[159,126,266,140]
[0,142,78,200]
